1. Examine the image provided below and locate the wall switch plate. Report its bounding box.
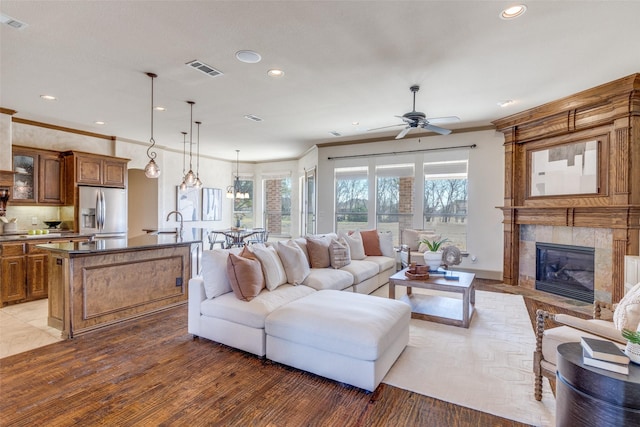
[31,217,38,225]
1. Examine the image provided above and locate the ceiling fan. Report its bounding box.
[369,85,460,139]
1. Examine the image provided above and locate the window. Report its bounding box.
[376,164,414,245]
[423,160,468,250]
[335,166,368,234]
[233,179,253,228]
[264,176,291,237]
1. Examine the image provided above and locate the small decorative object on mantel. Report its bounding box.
[405,263,429,280]
[622,329,640,364]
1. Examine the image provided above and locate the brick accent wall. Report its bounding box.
[265,179,282,234]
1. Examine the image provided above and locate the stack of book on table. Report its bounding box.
[581,336,630,374]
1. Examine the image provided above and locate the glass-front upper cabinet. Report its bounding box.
[12,150,37,202]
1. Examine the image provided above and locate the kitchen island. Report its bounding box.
[39,234,200,338]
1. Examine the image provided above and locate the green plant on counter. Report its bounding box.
[622,329,640,344]
[419,237,449,252]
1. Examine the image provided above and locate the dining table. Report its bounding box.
[212,228,261,248]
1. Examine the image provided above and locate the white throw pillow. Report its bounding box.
[378,231,395,257]
[341,231,366,260]
[276,240,311,285]
[613,282,640,331]
[201,248,242,299]
[251,245,287,291]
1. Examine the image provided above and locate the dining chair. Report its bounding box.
[207,231,227,249]
[246,228,268,245]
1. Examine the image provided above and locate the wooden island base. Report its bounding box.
[43,235,197,338]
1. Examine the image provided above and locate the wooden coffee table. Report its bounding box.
[389,268,476,328]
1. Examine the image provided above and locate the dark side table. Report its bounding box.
[556,342,640,427]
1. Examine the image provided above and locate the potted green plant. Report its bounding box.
[420,237,449,271]
[622,329,640,364]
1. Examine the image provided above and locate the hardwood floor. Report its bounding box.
[0,300,530,427]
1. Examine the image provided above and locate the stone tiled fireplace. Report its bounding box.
[493,74,640,303]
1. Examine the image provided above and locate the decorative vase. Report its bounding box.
[625,342,640,364]
[423,251,443,271]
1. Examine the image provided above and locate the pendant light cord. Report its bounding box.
[146,73,157,160]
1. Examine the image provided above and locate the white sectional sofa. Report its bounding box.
[188,231,409,391]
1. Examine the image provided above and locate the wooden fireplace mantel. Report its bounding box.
[493,73,640,302]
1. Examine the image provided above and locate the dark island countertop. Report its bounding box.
[36,234,201,255]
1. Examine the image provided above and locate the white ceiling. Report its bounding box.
[1,1,639,162]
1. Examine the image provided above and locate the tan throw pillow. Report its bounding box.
[276,240,311,285]
[329,238,351,269]
[360,229,382,256]
[417,233,438,253]
[251,245,287,291]
[613,282,640,331]
[341,231,366,260]
[226,253,265,301]
[306,235,331,268]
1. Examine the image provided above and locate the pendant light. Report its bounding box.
[226,150,249,199]
[179,131,188,191]
[194,121,203,189]
[183,101,196,186]
[144,72,161,178]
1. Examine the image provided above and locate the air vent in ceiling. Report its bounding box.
[1,13,28,29]
[185,60,223,78]
[244,114,263,122]
[329,131,341,137]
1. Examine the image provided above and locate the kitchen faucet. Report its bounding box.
[166,210,183,237]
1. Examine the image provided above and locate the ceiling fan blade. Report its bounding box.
[423,123,452,135]
[424,116,460,124]
[395,126,412,139]
[367,123,405,131]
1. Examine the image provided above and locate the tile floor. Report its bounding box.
[0,299,63,359]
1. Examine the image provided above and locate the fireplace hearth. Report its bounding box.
[536,243,595,303]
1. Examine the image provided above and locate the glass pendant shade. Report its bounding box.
[184,169,196,186]
[179,180,187,191]
[144,72,160,178]
[144,158,160,178]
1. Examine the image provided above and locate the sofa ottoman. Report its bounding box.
[265,290,410,391]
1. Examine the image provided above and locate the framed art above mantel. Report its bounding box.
[528,139,600,198]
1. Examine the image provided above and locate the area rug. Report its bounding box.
[377,287,556,426]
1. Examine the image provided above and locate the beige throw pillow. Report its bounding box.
[276,240,311,285]
[329,238,351,269]
[341,231,366,260]
[251,245,287,291]
[306,235,331,268]
[401,229,420,251]
[613,282,640,331]
[201,248,243,299]
[226,253,265,301]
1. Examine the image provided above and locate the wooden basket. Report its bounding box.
[405,271,430,280]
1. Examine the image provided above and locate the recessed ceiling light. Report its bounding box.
[267,69,285,78]
[497,100,514,107]
[154,106,166,111]
[500,5,527,20]
[94,121,105,125]
[40,95,57,101]
[236,50,262,64]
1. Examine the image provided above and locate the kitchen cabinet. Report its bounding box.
[0,243,27,304]
[11,147,64,205]
[0,236,90,306]
[64,152,128,188]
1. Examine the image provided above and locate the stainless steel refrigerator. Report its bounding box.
[79,186,127,236]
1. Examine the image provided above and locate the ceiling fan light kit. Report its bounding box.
[368,85,459,139]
